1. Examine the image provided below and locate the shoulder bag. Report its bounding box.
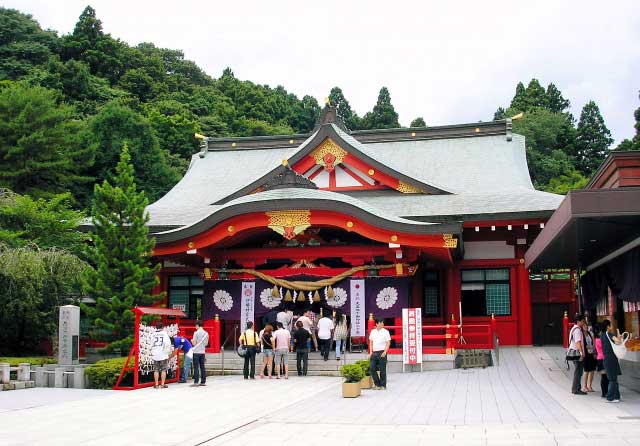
[237,332,248,358]
[606,331,629,360]
[565,326,581,369]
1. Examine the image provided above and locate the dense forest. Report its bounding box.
[1,5,639,354]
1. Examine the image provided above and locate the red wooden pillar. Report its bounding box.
[445,266,460,324]
[446,313,458,355]
[562,311,569,348]
[367,313,375,353]
[516,260,533,345]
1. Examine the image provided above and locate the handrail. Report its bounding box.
[219,325,238,377]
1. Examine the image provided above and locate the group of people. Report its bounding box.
[150,320,209,389]
[238,309,350,380]
[568,313,623,402]
[149,310,392,390]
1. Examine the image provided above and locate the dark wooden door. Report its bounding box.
[532,303,569,345]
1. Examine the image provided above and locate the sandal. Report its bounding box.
[162,384,168,388]
[153,385,159,389]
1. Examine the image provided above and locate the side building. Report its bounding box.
[146,106,566,347]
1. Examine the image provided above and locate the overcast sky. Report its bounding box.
[5,0,639,143]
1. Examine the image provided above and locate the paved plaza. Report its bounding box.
[1,347,639,445]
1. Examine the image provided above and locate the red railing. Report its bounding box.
[367,315,496,355]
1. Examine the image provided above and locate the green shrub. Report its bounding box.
[340,363,364,383]
[85,357,129,389]
[0,357,56,366]
[354,359,371,376]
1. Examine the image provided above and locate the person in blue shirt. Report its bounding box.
[170,336,193,383]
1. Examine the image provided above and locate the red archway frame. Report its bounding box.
[113,306,186,391]
[153,210,455,256]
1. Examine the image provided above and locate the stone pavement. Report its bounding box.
[0,347,638,446]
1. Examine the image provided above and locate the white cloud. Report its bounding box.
[6,0,640,143]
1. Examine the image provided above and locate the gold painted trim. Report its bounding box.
[443,234,458,248]
[396,181,423,194]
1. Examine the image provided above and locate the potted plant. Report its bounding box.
[340,363,364,398]
[355,359,372,389]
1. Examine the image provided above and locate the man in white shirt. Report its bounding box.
[277,309,293,331]
[568,314,586,395]
[151,322,171,389]
[191,320,209,387]
[369,317,391,390]
[317,313,334,361]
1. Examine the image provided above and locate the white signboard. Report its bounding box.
[402,308,422,365]
[171,304,186,311]
[350,279,366,337]
[240,282,256,330]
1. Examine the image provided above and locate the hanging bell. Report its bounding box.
[327,285,335,299]
[297,290,306,302]
[284,289,292,302]
[271,284,279,298]
[313,290,321,302]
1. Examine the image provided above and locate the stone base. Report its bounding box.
[1,380,35,391]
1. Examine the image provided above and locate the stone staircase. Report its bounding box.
[204,351,455,376]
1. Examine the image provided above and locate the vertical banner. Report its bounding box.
[350,279,366,337]
[240,282,255,330]
[402,308,423,365]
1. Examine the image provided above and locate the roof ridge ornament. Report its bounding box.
[314,104,348,132]
[263,164,318,191]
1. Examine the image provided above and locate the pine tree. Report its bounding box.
[509,82,527,111]
[410,117,426,127]
[329,87,360,130]
[523,79,547,109]
[575,101,614,175]
[82,144,162,352]
[362,87,400,129]
[545,83,570,113]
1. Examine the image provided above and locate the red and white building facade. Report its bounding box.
[146,107,571,349]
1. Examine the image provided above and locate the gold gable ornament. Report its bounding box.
[311,138,348,172]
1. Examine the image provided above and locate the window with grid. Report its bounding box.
[461,268,511,316]
[423,271,440,316]
[168,275,204,320]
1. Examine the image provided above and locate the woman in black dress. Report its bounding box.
[600,319,622,403]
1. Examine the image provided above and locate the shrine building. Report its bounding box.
[147,105,569,347]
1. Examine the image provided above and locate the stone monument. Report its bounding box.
[58,305,80,365]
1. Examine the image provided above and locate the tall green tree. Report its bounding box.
[61,6,128,83]
[329,87,360,130]
[289,95,320,133]
[82,145,162,352]
[410,117,426,127]
[362,87,400,129]
[574,100,613,175]
[545,83,571,113]
[0,83,93,198]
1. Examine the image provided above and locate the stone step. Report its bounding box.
[1,381,35,391]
